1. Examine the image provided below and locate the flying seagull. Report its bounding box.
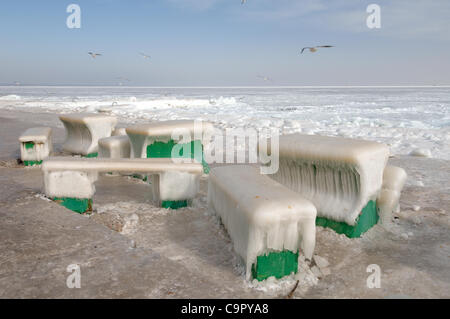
[139,52,151,59]
[241,0,247,4]
[300,45,334,54]
[88,52,102,59]
[257,75,272,82]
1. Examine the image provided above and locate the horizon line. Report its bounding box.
[1,85,450,89]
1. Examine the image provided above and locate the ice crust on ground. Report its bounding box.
[208,165,317,280]
[261,134,389,225]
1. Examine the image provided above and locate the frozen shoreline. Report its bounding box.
[0,108,449,298]
[1,86,449,160]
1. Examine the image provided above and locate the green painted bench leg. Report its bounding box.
[146,140,209,173]
[82,152,98,158]
[24,141,35,150]
[23,142,42,166]
[161,200,188,209]
[316,200,379,238]
[146,140,206,209]
[251,250,299,281]
[23,160,43,166]
[53,197,93,214]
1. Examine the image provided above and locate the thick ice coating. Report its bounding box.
[377,165,407,224]
[207,165,317,280]
[260,134,390,225]
[59,113,117,155]
[19,127,52,162]
[42,157,203,202]
[98,136,131,159]
[126,120,214,158]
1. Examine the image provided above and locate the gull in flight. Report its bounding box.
[241,0,247,4]
[257,75,272,82]
[88,52,102,59]
[140,52,151,59]
[300,45,334,54]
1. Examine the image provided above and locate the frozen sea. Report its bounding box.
[0,86,449,160]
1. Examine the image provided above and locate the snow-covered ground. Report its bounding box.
[1,86,449,160]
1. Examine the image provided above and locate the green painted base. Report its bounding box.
[53,197,92,214]
[251,250,299,281]
[316,200,379,238]
[82,152,98,158]
[23,160,43,166]
[161,200,188,209]
[147,139,209,174]
[24,141,35,150]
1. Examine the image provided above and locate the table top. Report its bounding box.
[59,113,117,124]
[126,120,214,137]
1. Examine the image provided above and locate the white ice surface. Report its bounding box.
[208,165,316,280]
[261,134,389,225]
[1,86,448,160]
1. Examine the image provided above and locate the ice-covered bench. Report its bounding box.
[126,120,214,174]
[98,136,131,159]
[42,157,203,213]
[19,127,52,166]
[377,165,407,225]
[208,165,316,281]
[259,134,390,238]
[60,113,118,157]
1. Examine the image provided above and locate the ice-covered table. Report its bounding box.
[126,120,214,208]
[59,113,117,157]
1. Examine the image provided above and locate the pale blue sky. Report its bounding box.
[0,0,449,86]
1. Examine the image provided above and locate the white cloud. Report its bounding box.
[234,0,450,40]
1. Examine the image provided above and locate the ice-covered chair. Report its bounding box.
[98,135,132,176]
[19,127,53,166]
[259,134,390,238]
[208,165,316,281]
[42,157,203,213]
[377,165,407,225]
[98,136,131,159]
[59,113,117,157]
